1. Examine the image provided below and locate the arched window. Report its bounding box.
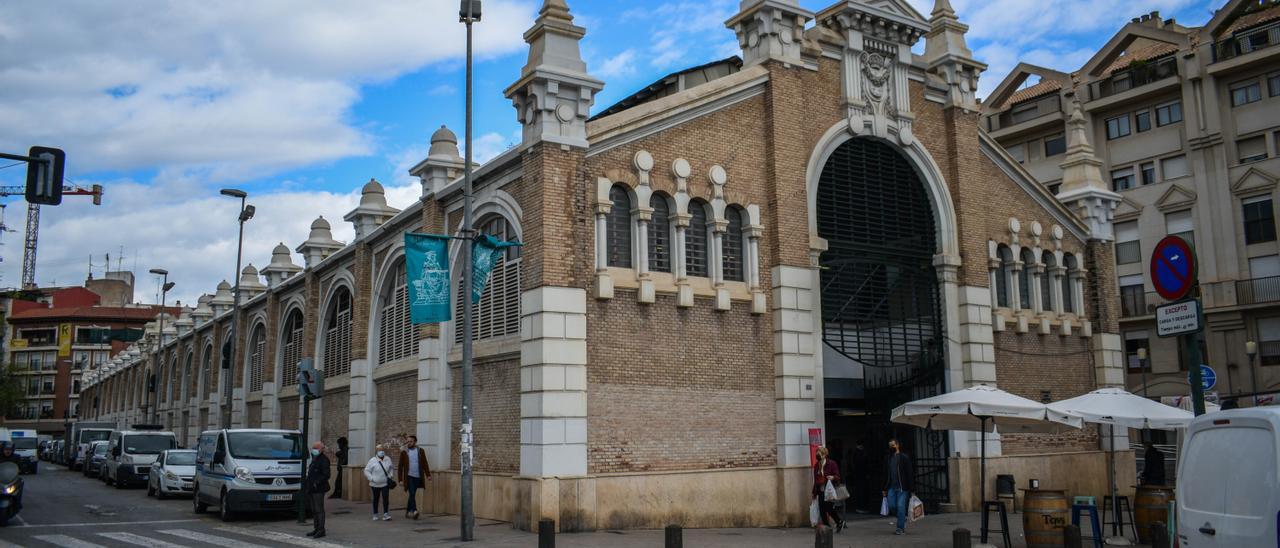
[248,323,266,393]
[183,350,193,402]
[649,194,672,273]
[1041,251,1057,312]
[280,309,304,387]
[996,245,1013,308]
[723,206,747,282]
[166,354,178,403]
[607,185,632,268]
[455,215,522,343]
[323,287,353,376]
[1062,253,1078,314]
[378,257,415,366]
[1019,248,1036,309]
[686,200,711,277]
[201,343,213,400]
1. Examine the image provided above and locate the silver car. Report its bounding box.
[82,441,109,478]
[148,449,197,499]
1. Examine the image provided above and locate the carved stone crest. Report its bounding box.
[860,51,895,118]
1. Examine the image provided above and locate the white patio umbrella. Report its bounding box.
[1047,388,1194,544]
[892,385,1083,511]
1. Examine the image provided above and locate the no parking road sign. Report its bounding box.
[1151,236,1196,301]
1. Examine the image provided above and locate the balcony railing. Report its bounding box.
[1237,275,1280,305]
[1089,56,1178,100]
[1215,21,1280,62]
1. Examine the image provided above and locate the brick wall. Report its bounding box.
[321,388,349,450]
[993,331,1099,454]
[448,357,519,474]
[246,401,262,428]
[375,373,417,463]
[279,396,299,430]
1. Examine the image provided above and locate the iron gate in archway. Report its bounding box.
[816,137,950,511]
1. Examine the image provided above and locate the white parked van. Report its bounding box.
[103,427,179,488]
[1177,407,1280,548]
[193,429,303,522]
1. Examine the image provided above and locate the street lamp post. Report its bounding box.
[459,0,480,541]
[148,268,174,425]
[1247,341,1259,407]
[220,188,253,428]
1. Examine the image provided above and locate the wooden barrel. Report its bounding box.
[1022,489,1070,548]
[1135,485,1176,543]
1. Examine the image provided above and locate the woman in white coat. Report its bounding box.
[363,444,396,521]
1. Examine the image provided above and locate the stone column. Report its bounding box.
[347,358,373,464]
[746,206,766,314]
[417,336,449,468]
[519,286,588,477]
[261,381,278,428]
[771,265,818,467]
[712,221,729,310]
[593,178,613,300]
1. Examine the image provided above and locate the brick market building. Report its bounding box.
[81,0,1134,528]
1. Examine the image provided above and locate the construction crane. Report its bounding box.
[0,184,103,289]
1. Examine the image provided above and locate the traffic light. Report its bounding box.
[297,358,323,400]
[25,146,65,206]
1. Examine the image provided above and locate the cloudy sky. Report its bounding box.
[0,0,1218,305]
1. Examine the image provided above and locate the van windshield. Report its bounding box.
[81,430,111,443]
[12,438,37,450]
[124,434,177,455]
[227,432,302,460]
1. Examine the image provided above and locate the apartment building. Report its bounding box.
[983,0,1280,406]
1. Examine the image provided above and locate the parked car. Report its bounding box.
[1177,406,1280,547]
[148,449,197,499]
[82,441,110,478]
[102,427,178,488]
[193,429,303,521]
[51,440,65,465]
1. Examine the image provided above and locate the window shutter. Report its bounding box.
[686,202,709,277]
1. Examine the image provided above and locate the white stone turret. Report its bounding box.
[210,281,235,315]
[924,0,986,111]
[238,264,268,299]
[192,295,214,325]
[504,0,603,150]
[410,125,466,198]
[261,243,303,288]
[344,179,401,240]
[173,309,194,336]
[1057,100,1123,241]
[725,0,814,67]
[296,216,345,268]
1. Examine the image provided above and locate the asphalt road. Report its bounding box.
[0,463,343,548]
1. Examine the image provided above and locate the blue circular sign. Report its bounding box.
[1151,236,1195,301]
[1188,364,1217,391]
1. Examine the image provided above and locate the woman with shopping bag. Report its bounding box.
[811,446,846,532]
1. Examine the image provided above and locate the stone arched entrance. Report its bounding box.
[815,137,950,511]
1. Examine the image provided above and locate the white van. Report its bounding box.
[3,429,39,474]
[193,429,303,521]
[103,428,179,488]
[1177,407,1280,547]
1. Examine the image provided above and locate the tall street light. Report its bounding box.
[1246,341,1259,407]
[220,188,253,428]
[148,268,174,424]
[459,0,480,541]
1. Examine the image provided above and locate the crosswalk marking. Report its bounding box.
[157,529,271,548]
[215,526,347,548]
[97,532,189,548]
[31,534,106,548]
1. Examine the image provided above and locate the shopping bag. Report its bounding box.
[909,494,925,522]
[824,480,838,502]
[880,496,890,516]
[809,499,821,526]
[835,484,851,501]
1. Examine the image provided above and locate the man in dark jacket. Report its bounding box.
[881,438,914,535]
[330,437,347,499]
[397,435,431,519]
[1142,442,1166,486]
[307,441,331,538]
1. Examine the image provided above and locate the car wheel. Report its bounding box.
[218,490,234,522]
[193,489,208,514]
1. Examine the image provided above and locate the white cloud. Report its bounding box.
[598,49,639,80]
[0,0,537,179]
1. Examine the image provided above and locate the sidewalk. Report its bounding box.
[235,497,1144,548]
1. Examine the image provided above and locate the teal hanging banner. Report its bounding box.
[405,233,452,324]
[471,234,522,304]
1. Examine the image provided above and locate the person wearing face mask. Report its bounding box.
[363,444,396,521]
[306,442,330,538]
[397,435,431,519]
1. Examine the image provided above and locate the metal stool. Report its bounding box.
[980,500,1012,548]
[1102,495,1136,541]
[1071,502,1103,548]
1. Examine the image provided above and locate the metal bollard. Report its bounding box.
[538,518,555,548]
[665,524,682,548]
[953,527,972,548]
[1063,524,1082,548]
[814,526,833,548]
[1149,522,1171,548]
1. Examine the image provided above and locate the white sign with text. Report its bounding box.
[1156,300,1200,337]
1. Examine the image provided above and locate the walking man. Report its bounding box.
[881,438,914,536]
[307,441,331,538]
[330,437,348,499]
[397,435,431,519]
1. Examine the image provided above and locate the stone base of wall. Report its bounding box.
[946,450,1136,513]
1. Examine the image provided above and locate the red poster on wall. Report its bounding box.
[808,427,823,468]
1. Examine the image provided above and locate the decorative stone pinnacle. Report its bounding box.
[540,0,572,22]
